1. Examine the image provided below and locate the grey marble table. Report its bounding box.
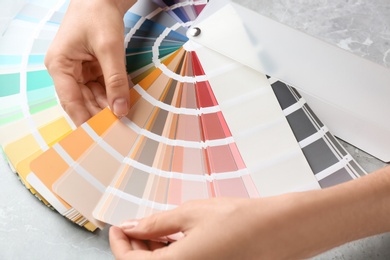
[1,0,389,259]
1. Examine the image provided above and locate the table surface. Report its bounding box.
[1,0,390,259]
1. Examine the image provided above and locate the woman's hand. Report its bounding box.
[109,195,322,260]
[109,166,390,259]
[45,0,136,126]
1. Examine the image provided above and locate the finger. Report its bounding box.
[97,75,105,87]
[109,226,133,258]
[80,83,103,117]
[112,248,169,260]
[130,239,149,251]
[110,227,174,260]
[52,72,91,126]
[94,35,130,118]
[146,240,168,251]
[86,81,108,109]
[81,60,103,83]
[121,209,189,240]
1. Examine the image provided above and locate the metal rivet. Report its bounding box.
[189,27,201,37]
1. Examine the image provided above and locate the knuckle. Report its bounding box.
[96,36,122,53]
[105,73,128,90]
[142,215,159,233]
[43,53,51,68]
[44,52,68,75]
[59,99,73,114]
[44,52,57,72]
[57,95,80,113]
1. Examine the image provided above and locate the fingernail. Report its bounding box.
[151,237,169,244]
[154,232,185,243]
[167,232,185,241]
[120,220,139,230]
[112,98,128,117]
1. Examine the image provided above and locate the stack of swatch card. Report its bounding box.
[0,0,365,232]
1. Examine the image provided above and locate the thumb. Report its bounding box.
[109,226,133,257]
[95,37,130,118]
[120,209,187,241]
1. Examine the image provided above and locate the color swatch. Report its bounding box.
[0,0,74,194]
[2,0,365,231]
[29,0,354,228]
[269,79,365,187]
[0,0,72,160]
[0,0,94,230]
[0,0,67,126]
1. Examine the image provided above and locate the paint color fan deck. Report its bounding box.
[1,0,365,231]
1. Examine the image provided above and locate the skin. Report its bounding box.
[45,0,136,126]
[110,166,390,259]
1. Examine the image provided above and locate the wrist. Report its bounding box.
[69,0,137,17]
[328,166,390,237]
[114,0,137,16]
[248,166,390,259]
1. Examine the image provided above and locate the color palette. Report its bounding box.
[0,0,72,194]
[0,0,73,187]
[0,0,96,230]
[2,0,365,231]
[31,0,317,227]
[269,79,365,187]
[0,0,71,147]
[0,0,67,125]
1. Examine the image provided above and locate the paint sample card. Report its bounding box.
[0,0,68,127]
[0,0,71,194]
[0,0,71,158]
[3,0,366,232]
[193,46,321,196]
[0,0,74,196]
[31,0,319,227]
[27,111,120,230]
[0,0,96,230]
[4,114,73,190]
[269,79,365,187]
